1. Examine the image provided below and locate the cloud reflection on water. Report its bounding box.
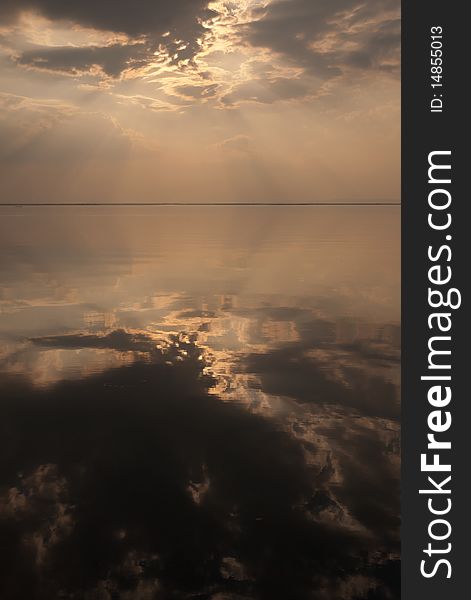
[0,207,400,599]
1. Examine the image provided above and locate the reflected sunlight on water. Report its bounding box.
[0,206,400,600]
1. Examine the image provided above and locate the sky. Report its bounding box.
[0,1,400,203]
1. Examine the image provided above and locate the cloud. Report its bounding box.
[0,334,399,598]
[31,329,157,352]
[245,342,399,420]
[217,134,252,154]
[238,310,400,421]
[222,76,311,106]
[0,0,400,112]
[0,92,134,163]
[2,0,218,77]
[29,330,205,367]
[0,1,214,38]
[17,42,150,77]
[214,0,399,109]
[0,464,75,568]
[173,82,219,100]
[243,0,400,78]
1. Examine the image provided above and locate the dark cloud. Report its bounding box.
[243,0,400,79]
[2,0,400,83]
[0,0,215,38]
[326,422,400,547]
[17,43,150,77]
[0,332,399,599]
[339,340,400,365]
[173,83,220,100]
[2,0,217,77]
[245,342,399,421]
[31,329,159,353]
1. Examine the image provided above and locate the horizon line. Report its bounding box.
[0,202,401,207]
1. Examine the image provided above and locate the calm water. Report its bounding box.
[0,206,400,600]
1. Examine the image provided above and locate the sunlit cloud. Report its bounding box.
[0,1,400,203]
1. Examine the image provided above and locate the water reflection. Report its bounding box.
[0,207,400,599]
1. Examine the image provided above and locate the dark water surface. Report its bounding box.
[0,207,400,600]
